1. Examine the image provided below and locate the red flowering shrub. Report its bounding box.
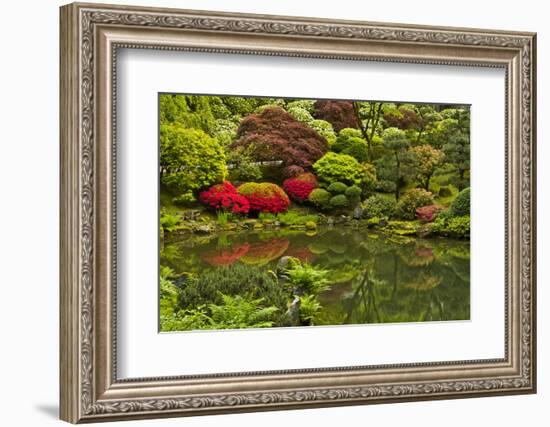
[237,182,290,213]
[202,243,250,266]
[283,173,318,202]
[416,204,444,222]
[199,181,250,214]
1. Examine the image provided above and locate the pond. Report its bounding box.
[161,226,470,327]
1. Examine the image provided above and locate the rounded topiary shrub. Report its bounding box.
[330,194,349,208]
[327,181,348,195]
[345,185,362,200]
[395,188,435,220]
[313,152,362,186]
[308,188,331,210]
[237,182,290,213]
[362,195,396,219]
[450,187,470,217]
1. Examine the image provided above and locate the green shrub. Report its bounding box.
[345,185,362,200]
[433,214,470,238]
[160,125,227,200]
[450,187,470,217]
[313,152,362,186]
[327,181,348,194]
[277,211,319,226]
[330,194,349,208]
[362,195,396,219]
[310,120,336,146]
[359,163,378,193]
[438,185,453,198]
[376,180,396,193]
[332,128,369,162]
[308,188,332,209]
[395,188,435,220]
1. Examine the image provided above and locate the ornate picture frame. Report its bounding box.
[60,2,536,423]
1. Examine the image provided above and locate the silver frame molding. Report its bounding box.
[60,2,537,423]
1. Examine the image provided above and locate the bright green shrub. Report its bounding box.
[433,214,470,238]
[450,187,470,217]
[359,163,377,193]
[160,125,227,200]
[308,188,332,209]
[287,106,314,123]
[327,182,348,194]
[313,152,362,186]
[286,99,315,113]
[309,120,336,146]
[330,194,349,208]
[395,188,435,220]
[362,195,396,219]
[332,128,369,162]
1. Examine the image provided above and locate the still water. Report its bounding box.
[161,227,470,326]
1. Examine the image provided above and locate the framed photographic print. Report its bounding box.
[59,2,537,423]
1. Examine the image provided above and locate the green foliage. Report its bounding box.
[309,120,336,146]
[313,152,362,186]
[362,195,396,219]
[395,188,435,220]
[327,181,348,194]
[286,99,315,113]
[450,187,470,217]
[177,264,288,323]
[161,294,279,331]
[287,106,314,123]
[160,125,227,199]
[226,146,263,182]
[277,211,319,226]
[345,185,362,200]
[298,294,322,325]
[159,94,216,134]
[409,144,444,190]
[433,214,470,238]
[159,211,181,233]
[308,188,332,209]
[207,294,279,329]
[330,194,349,208]
[376,179,396,194]
[438,185,453,197]
[359,163,378,194]
[216,211,232,226]
[332,128,369,162]
[284,263,331,295]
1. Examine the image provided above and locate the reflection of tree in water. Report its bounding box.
[317,234,470,325]
[164,227,470,325]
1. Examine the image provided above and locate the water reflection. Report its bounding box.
[161,227,470,325]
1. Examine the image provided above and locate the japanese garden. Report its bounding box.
[159,94,471,332]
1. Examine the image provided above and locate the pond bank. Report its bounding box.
[161,207,469,243]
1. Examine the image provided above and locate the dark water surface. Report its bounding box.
[161,226,470,325]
